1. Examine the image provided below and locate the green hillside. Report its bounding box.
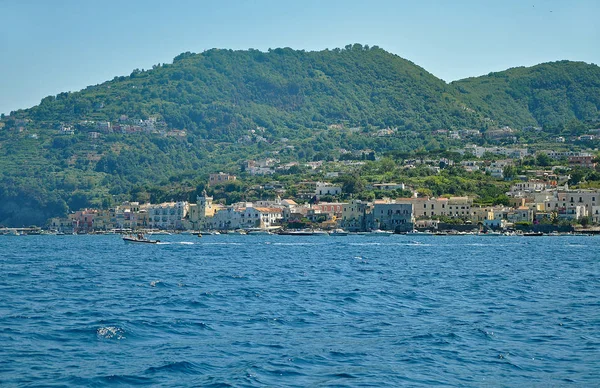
[452,61,600,132]
[12,44,481,135]
[1,45,599,226]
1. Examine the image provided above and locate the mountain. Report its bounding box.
[1,45,599,226]
[452,61,600,131]
[14,44,482,136]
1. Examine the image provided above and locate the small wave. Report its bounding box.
[96,326,125,340]
[67,374,154,386]
[200,242,243,245]
[411,333,435,340]
[496,353,524,370]
[145,361,201,375]
[477,328,495,339]
[349,242,382,246]
[271,242,326,246]
[99,374,154,385]
[329,350,368,358]
[329,372,358,379]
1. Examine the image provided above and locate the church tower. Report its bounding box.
[197,189,215,218]
[190,189,215,230]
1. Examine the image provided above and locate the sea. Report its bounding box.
[0,234,598,387]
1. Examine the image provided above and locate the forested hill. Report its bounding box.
[10,44,482,136]
[1,45,600,227]
[6,46,599,141]
[452,61,600,131]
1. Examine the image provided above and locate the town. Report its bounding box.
[44,159,600,234]
[4,116,600,235]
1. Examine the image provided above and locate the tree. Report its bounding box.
[338,174,365,195]
[580,216,591,228]
[535,152,552,167]
[503,165,517,180]
[493,194,511,206]
[569,169,586,185]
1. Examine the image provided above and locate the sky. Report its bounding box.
[0,0,598,115]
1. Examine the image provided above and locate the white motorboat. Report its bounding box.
[123,233,160,244]
[246,229,272,235]
[329,229,349,236]
[367,229,393,236]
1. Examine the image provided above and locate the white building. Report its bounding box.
[148,201,189,229]
[315,182,342,198]
[370,183,406,191]
[541,150,591,160]
[462,145,528,159]
[485,167,504,179]
[396,197,449,219]
[210,207,243,230]
[447,197,473,219]
[543,190,600,219]
[591,206,600,223]
[509,180,548,195]
[247,207,283,228]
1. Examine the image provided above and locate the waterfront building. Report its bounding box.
[370,202,414,232]
[147,201,189,230]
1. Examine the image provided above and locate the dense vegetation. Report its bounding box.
[453,61,600,132]
[1,45,599,226]
[9,44,483,136]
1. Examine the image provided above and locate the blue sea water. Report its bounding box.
[0,234,598,387]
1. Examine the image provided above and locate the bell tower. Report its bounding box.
[197,189,214,218]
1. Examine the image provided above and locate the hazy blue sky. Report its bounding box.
[1,0,598,115]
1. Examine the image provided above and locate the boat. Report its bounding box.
[246,229,272,235]
[329,229,349,236]
[147,230,171,235]
[367,229,393,236]
[279,229,323,236]
[123,233,160,244]
[477,231,502,236]
[523,232,544,236]
[278,230,307,236]
[198,230,220,236]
